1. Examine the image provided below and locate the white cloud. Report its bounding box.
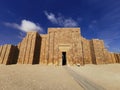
[44,11,78,27]
[4,20,43,32]
[63,18,78,27]
[44,11,57,24]
[4,22,19,29]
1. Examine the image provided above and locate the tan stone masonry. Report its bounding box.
[0,28,119,65]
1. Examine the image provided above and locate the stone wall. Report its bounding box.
[114,53,120,63]
[0,44,18,65]
[46,28,84,66]
[110,53,116,63]
[90,39,105,64]
[39,35,48,64]
[82,38,92,64]
[0,28,119,65]
[103,49,113,64]
[17,32,41,64]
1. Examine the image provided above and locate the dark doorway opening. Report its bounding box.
[62,52,66,65]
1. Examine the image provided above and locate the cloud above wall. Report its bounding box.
[44,11,79,27]
[4,20,43,32]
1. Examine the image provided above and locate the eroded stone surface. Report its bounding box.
[0,28,120,65]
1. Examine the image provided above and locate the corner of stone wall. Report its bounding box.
[0,44,19,65]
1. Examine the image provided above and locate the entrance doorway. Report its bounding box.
[62,52,66,65]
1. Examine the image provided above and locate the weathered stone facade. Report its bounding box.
[0,45,18,64]
[0,28,120,65]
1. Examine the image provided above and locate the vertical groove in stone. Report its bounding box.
[53,32,55,64]
[71,31,73,64]
[39,35,44,64]
[3,45,11,64]
[44,37,47,64]
[26,34,32,64]
[118,54,120,63]
[91,40,105,64]
[33,33,41,64]
[0,46,3,63]
[0,45,8,64]
[82,38,92,64]
[81,41,84,65]
[53,32,58,65]
[48,32,54,64]
[90,40,96,64]
[19,40,24,63]
[110,53,116,63]
[0,46,3,56]
[28,34,33,64]
[22,34,29,64]
[9,46,18,64]
[114,54,119,63]
[41,37,46,64]
[43,38,45,64]
[39,37,43,64]
[103,50,113,64]
[45,35,49,65]
[17,38,25,64]
[48,33,50,65]
[21,38,27,64]
[24,34,31,64]
[28,33,37,64]
[0,46,2,56]
[53,32,56,65]
[0,45,18,65]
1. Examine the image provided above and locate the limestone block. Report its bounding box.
[110,53,116,63]
[117,54,120,63]
[114,53,120,63]
[1,28,118,66]
[17,38,26,64]
[3,45,11,64]
[0,46,3,62]
[82,38,92,64]
[90,41,96,64]
[103,49,113,64]
[33,34,41,64]
[118,54,120,63]
[24,34,31,64]
[90,39,105,64]
[0,44,18,65]
[0,46,3,56]
[40,36,46,64]
[22,35,29,64]
[0,45,7,64]
[28,34,36,64]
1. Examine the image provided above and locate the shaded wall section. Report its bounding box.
[17,32,41,64]
[114,53,120,63]
[90,39,105,64]
[82,38,92,64]
[39,35,48,64]
[0,44,18,65]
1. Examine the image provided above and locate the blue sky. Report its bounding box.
[0,0,120,53]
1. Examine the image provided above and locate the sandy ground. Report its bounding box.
[0,65,83,90]
[0,64,120,90]
[70,64,120,90]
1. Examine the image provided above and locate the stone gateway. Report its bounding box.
[0,28,120,65]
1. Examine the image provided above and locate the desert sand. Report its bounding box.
[70,64,120,90]
[0,65,83,90]
[0,64,120,90]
